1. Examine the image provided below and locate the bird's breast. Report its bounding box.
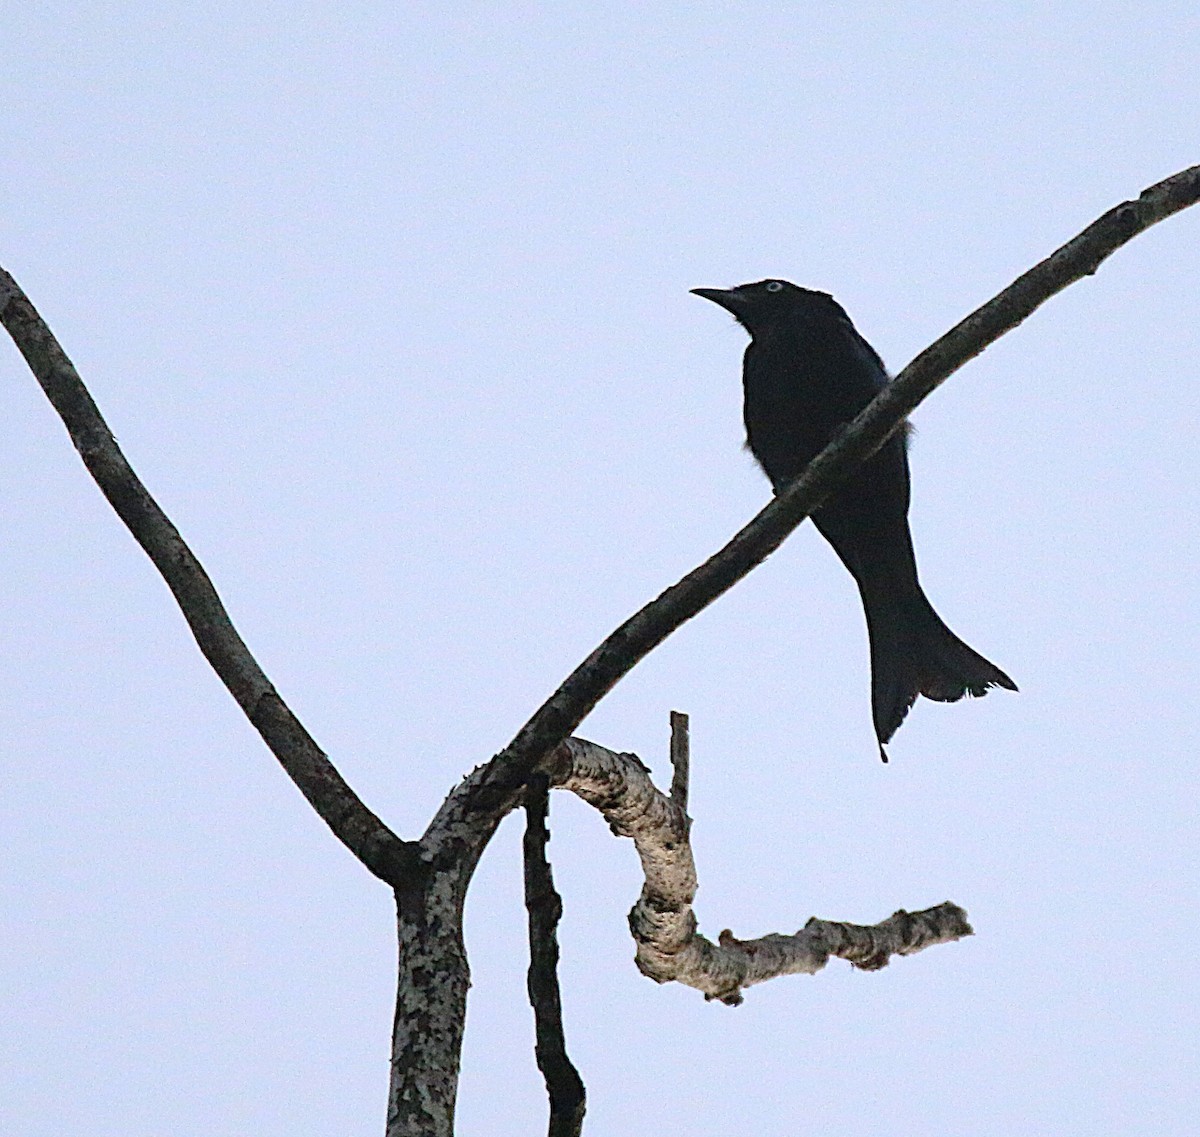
[741,329,889,486]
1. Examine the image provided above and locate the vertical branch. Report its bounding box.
[669,711,690,816]
[388,872,470,1137]
[524,775,586,1137]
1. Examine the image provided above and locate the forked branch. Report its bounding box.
[4,166,1198,1137]
[4,167,1197,884]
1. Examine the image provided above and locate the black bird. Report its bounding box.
[692,279,1015,754]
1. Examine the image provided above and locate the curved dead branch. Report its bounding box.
[544,736,973,1005]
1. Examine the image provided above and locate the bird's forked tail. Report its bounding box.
[866,588,1016,754]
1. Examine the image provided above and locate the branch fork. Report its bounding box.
[6,165,1199,1134]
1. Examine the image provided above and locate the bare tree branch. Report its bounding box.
[485,165,1200,791]
[7,165,1198,1133]
[0,267,417,887]
[8,166,1197,879]
[549,736,971,1006]
[524,776,587,1137]
[382,166,1200,1124]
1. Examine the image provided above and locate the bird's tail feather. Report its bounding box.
[866,589,1016,749]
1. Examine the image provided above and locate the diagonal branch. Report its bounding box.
[548,736,971,1006]
[523,776,587,1137]
[0,268,417,887]
[481,165,1200,794]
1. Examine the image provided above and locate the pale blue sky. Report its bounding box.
[2,4,1198,1134]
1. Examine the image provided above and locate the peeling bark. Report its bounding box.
[553,737,972,1005]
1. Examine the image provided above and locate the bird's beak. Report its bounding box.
[690,286,746,314]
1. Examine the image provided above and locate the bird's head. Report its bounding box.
[690,279,839,336]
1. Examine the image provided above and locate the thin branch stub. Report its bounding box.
[669,710,691,818]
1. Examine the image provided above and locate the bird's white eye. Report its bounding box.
[765,281,784,292]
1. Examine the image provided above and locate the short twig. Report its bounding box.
[668,710,690,815]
